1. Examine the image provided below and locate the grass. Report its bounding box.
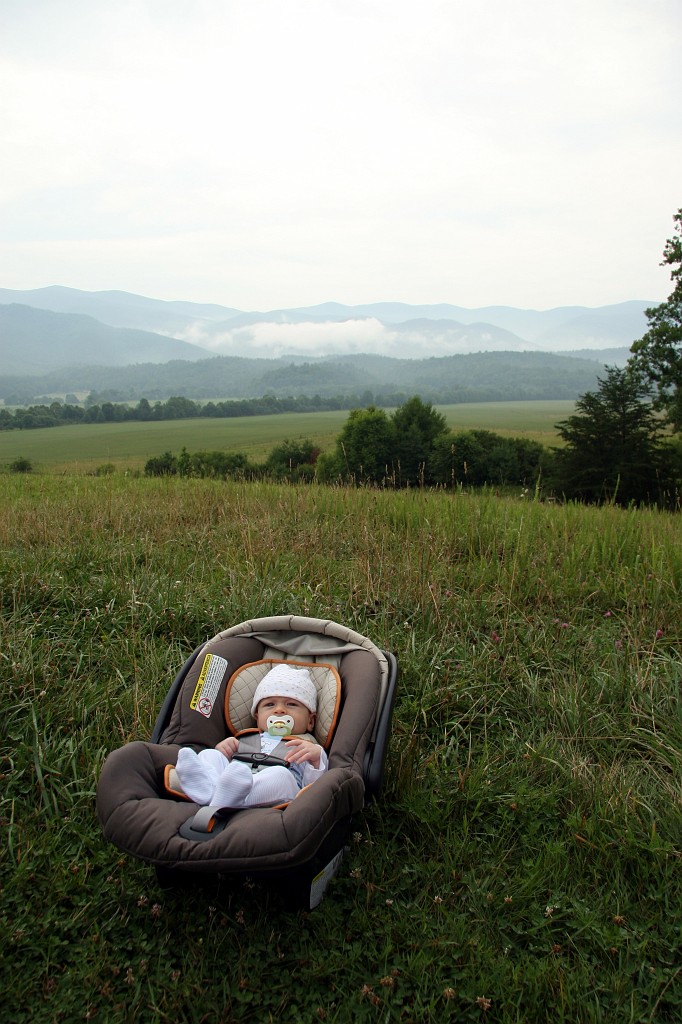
[0,400,575,472]
[1,473,680,1022]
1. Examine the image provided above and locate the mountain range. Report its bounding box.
[0,286,650,376]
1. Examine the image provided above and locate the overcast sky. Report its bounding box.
[1,0,680,312]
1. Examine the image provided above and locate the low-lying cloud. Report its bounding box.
[171,316,542,360]
[178,318,399,359]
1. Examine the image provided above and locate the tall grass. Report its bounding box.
[1,474,680,1022]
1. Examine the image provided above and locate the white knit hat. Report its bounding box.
[250,664,318,716]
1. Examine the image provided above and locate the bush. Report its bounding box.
[9,456,32,473]
[144,451,177,476]
[429,430,545,487]
[265,438,320,479]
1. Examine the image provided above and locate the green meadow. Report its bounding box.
[0,400,574,472]
[1,470,680,1022]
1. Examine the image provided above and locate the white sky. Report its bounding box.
[1,0,680,311]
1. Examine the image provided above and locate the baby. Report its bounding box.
[174,664,327,808]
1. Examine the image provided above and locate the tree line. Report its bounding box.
[0,392,378,431]
[142,384,680,507]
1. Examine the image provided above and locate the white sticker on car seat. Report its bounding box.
[189,654,228,717]
[310,849,345,908]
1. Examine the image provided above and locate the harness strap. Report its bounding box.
[234,733,290,770]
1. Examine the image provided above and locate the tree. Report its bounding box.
[390,396,448,485]
[429,430,544,487]
[333,406,397,483]
[144,451,177,476]
[551,366,669,505]
[265,438,320,479]
[630,208,682,432]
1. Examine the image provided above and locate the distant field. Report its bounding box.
[0,400,575,471]
[436,400,574,440]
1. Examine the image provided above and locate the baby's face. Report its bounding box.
[255,695,315,736]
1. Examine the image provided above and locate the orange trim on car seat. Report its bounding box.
[274,782,315,810]
[164,764,192,801]
[223,658,342,748]
[223,658,320,734]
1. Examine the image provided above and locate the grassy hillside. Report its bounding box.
[1,474,680,1022]
[0,400,574,472]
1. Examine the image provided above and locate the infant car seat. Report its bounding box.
[97,615,398,908]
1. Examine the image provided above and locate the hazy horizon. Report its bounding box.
[1,0,680,311]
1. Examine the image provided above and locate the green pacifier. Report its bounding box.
[266,715,294,737]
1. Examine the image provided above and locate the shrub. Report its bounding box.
[144,451,178,476]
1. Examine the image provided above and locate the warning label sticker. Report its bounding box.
[189,654,228,718]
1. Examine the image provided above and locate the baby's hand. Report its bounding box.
[284,738,323,769]
[215,736,239,759]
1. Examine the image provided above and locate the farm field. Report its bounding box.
[0,399,575,472]
[1,473,680,1022]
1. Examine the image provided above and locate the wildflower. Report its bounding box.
[504,896,513,904]
[352,832,363,843]
[150,903,162,919]
[475,996,492,1011]
[604,610,613,618]
[443,988,456,1000]
[433,895,444,904]
[350,868,362,879]
[613,914,626,926]
[545,905,556,918]
[137,895,148,908]
[614,639,623,649]
[385,899,394,906]
[491,631,501,644]
[655,629,664,639]
[380,976,395,988]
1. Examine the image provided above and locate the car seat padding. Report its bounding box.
[225,659,341,748]
[97,645,383,873]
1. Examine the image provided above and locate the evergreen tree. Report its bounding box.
[552,366,667,505]
[390,396,448,485]
[630,208,682,432]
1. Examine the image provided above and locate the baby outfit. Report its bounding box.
[174,663,328,808]
[175,732,328,808]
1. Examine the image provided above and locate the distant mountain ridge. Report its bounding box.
[0,303,208,375]
[0,348,621,408]
[0,286,651,374]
